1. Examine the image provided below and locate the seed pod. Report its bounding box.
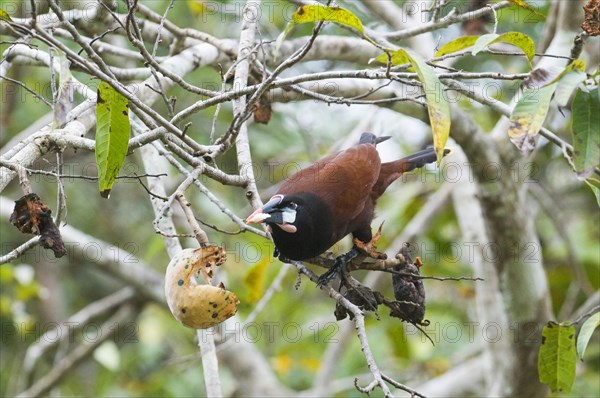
[392,261,426,325]
[165,246,239,329]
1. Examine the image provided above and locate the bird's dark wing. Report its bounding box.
[371,147,439,199]
[277,144,381,222]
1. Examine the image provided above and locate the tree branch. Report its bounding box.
[19,288,137,391]
[15,304,136,398]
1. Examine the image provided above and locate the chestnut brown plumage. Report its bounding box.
[246,133,448,286]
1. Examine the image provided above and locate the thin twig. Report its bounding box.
[387,270,484,282]
[196,217,244,235]
[571,305,600,326]
[383,1,511,40]
[0,237,39,265]
[151,0,175,58]
[210,7,329,160]
[2,160,34,194]
[151,141,266,238]
[175,192,210,246]
[0,74,52,107]
[487,4,498,35]
[153,169,201,235]
[382,373,427,398]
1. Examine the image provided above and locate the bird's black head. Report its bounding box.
[245,192,334,260]
[246,194,299,233]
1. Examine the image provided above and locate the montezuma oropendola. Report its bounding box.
[246,133,447,286]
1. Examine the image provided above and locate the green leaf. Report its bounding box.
[508,83,557,156]
[508,0,546,18]
[0,7,13,22]
[494,32,535,65]
[571,87,600,178]
[577,312,600,361]
[435,36,479,58]
[408,51,451,162]
[370,51,411,69]
[372,49,450,162]
[538,322,577,393]
[275,5,365,60]
[95,81,131,198]
[53,52,74,130]
[584,178,600,207]
[471,33,499,56]
[473,32,535,66]
[291,4,364,34]
[553,61,587,107]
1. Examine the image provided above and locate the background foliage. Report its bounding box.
[1,0,599,397]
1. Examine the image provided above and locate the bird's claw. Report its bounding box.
[353,221,387,260]
[316,247,360,288]
[316,266,338,287]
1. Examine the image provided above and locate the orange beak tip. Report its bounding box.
[245,209,270,224]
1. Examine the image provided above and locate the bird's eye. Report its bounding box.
[289,202,297,210]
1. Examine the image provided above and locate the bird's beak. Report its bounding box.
[376,135,391,144]
[245,208,270,224]
[245,195,284,224]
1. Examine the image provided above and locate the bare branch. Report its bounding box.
[291,260,420,398]
[16,305,136,398]
[0,237,39,265]
[383,1,512,41]
[19,288,137,391]
[176,192,210,246]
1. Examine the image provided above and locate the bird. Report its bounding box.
[246,132,448,286]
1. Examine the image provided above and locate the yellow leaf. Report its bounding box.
[275,5,367,59]
[272,354,292,374]
[493,32,536,66]
[243,256,270,304]
[508,0,546,18]
[508,84,557,156]
[300,357,321,372]
[0,7,13,22]
[435,36,479,57]
[186,0,206,16]
[370,51,412,68]
[371,49,451,162]
[292,5,364,34]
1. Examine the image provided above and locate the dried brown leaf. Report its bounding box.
[9,193,66,258]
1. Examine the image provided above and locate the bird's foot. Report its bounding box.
[353,222,388,260]
[316,247,360,288]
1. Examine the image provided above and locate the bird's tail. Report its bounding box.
[372,147,450,198]
[397,147,449,173]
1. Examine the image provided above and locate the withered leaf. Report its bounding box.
[9,193,66,258]
[334,284,383,321]
[253,95,272,124]
[391,261,426,325]
[521,67,560,90]
[582,0,600,36]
